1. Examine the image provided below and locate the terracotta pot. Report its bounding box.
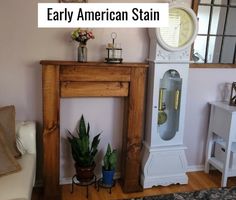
[74,162,95,182]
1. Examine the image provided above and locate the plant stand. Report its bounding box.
[71,175,97,198]
[97,178,116,194]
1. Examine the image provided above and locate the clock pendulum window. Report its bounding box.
[141,3,198,188]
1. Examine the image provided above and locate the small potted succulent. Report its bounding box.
[102,143,117,185]
[67,115,101,182]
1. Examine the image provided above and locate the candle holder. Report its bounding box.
[105,32,123,64]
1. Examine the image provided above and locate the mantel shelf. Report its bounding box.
[40,60,149,68]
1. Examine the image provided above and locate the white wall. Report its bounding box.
[0,0,235,183]
[185,69,236,167]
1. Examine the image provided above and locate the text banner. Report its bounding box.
[38,3,169,28]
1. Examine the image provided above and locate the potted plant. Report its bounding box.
[102,143,117,185]
[67,115,101,182]
[71,28,95,62]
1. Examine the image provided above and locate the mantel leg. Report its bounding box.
[42,65,61,200]
[121,67,147,192]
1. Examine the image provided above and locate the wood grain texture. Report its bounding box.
[61,81,129,97]
[190,63,236,68]
[42,65,61,200]
[192,0,199,14]
[60,66,131,82]
[40,60,149,68]
[41,61,148,199]
[33,171,236,200]
[121,67,147,193]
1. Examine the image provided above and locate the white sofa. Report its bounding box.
[0,121,36,200]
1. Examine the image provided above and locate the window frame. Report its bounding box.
[191,0,236,68]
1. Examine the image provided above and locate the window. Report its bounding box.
[193,0,236,64]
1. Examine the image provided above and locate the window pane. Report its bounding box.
[221,37,236,63]
[225,8,236,35]
[214,0,228,5]
[193,36,207,63]
[198,6,211,34]
[210,7,226,35]
[200,0,211,4]
[208,36,223,62]
[230,0,236,6]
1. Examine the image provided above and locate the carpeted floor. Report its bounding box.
[124,187,236,200]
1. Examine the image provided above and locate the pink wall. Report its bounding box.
[1,0,235,182]
[185,69,236,169]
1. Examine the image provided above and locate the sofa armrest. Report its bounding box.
[16,121,36,154]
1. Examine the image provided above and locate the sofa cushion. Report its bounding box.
[0,124,21,176]
[0,154,36,200]
[16,121,36,155]
[0,106,21,158]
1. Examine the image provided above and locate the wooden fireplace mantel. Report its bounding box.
[41,60,148,200]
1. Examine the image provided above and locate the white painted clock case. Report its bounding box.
[141,61,189,188]
[141,26,197,188]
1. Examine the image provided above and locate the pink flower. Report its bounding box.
[71,28,95,45]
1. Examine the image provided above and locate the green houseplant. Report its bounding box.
[67,115,101,182]
[102,144,117,185]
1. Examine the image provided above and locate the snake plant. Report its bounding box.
[67,115,101,167]
[103,143,117,171]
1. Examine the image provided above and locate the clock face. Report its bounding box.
[159,7,196,50]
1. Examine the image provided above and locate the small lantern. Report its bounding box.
[230,82,236,106]
[105,32,123,64]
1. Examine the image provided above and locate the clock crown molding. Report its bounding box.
[148,35,192,62]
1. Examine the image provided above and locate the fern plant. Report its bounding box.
[67,115,101,167]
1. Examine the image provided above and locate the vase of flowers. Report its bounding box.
[77,45,87,63]
[71,28,95,62]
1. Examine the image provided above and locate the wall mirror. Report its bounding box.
[192,0,236,67]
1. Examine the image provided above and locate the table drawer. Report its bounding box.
[211,106,233,140]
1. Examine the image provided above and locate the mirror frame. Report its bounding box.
[190,0,236,68]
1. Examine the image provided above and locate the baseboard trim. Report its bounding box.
[187,165,204,172]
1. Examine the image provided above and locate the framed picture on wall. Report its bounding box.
[59,0,87,2]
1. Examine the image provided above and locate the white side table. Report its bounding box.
[205,102,236,187]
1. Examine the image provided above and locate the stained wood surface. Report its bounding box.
[121,67,147,192]
[190,63,236,68]
[32,171,236,200]
[192,0,199,14]
[40,60,148,68]
[61,82,129,97]
[42,65,61,200]
[60,66,131,82]
[41,61,148,200]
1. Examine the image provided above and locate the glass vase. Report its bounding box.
[77,44,87,62]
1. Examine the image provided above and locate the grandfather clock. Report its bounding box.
[141,3,198,188]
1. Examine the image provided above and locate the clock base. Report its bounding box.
[141,143,188,188]
[141,173,188,188]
